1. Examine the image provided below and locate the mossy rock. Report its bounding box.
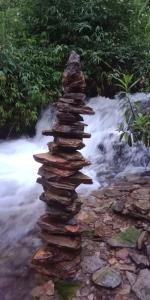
[108,226,141,248]
[55,280,82,300]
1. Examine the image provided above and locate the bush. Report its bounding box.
[0,0,149,137]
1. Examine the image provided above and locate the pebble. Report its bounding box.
[92,266,122,288]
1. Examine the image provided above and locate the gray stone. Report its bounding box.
[92,266,122,288]
[82,255,106,274]
[132,269,150,300]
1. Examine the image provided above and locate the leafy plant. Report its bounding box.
[0,0,150,137]
[114,72,150,147]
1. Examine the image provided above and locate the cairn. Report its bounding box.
[32,51,95,279]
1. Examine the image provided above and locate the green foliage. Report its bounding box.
[56,280,81,300]
[115,73,150,147]
[0,0,150,137]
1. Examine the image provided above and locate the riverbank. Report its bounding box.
[0,173,149,300]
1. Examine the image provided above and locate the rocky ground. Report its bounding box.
[0,174,150,300]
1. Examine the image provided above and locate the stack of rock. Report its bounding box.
[32,51,94,279]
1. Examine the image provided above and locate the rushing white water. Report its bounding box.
[0,94,149,248]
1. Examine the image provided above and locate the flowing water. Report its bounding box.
[0,94,149,299]
[0,93,150,248]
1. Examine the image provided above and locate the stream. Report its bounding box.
[0,93,149,299]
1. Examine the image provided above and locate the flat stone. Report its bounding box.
[32,256,80,279]
[31,281,54,298]
[38,214,82,236]
[64,92,86,101]
[57,151,84,161]
[57,102,94,115]
[56,112,84,123]
[132,269,150,300]
[138,231,148,250]
[38,167,92,185]
[126,271,137,286]
[39,192,74,207]
[59,97,85,106]
[107,226,141,248]
[41,232,81,250]
[42,165,76,177]
[129,250,150,267]
[38,178,77,192]
[43,128,91,139]
[92,266,121,288]
[32,245,80,265]
[116,249,129,260]
[82,255,106,274]
[34,152,90,170]
[45,205,79,221]
[56,137,85,150]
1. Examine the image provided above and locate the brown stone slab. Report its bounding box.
[42,165,76,177]
[53,122,87,132]
[31,256,80,279]
[47,142,58,154]
[63,81,86,93]
[56,112,84,123]
[64,93,86,101]
[34,152,66,165]
[56,137,85,150]
[59,97,85,106]
[42,129,91,139]
[68,172,93,185]
[57,151,84,161]
[41,189,76,202]
[41,232,81,250]
[38,167,92,185]
[34,152,90,170]
[32,245,80,265]
[38,166,57,180]
[57,102,95,115]
[45,199,81,219]
[38,215,82,236]
[40,179,77,192]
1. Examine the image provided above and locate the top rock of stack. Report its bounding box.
[62,51,85,94]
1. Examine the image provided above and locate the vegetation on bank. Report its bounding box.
[0,0,150,137]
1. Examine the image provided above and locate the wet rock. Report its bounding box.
[56,137,85,150]
[129,250,150,267]
[107,226,141,248]
[92,266,122,288]
[82,255,106,274]
[56,111,84,123]
[57,102,94,115]
[41,232,81,250]
[38,215,82,236]
[31,280,54,298]
[116,249,129,260]
[132,269,150,300]
[126,271,137,286]
[138,231,148,250]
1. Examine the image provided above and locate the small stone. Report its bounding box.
[92,266,122,289]
[129,250,149,268]
[107,226,141,248]
[146,244,150,259]
[138,231,148,250]
[114,263,136,272]
[108,257,118,265]
[88,294,94,300]
[31,280,54,298]
[132,269,150,300]
[82,255,106,274]
[126,271,137,286]
[116,249,129,260]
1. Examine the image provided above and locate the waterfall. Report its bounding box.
[0,94,149,249]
